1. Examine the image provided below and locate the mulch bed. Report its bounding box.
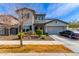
[23,36,54,41]
[0,45,73,53]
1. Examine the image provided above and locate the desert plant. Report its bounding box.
[31,32,36,35]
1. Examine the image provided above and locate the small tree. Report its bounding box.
[69,20,79,28]
[36,28,43,37]
[17,32,25,46]
[16,8,26,46]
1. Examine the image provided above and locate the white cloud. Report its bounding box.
[46,3,79,18]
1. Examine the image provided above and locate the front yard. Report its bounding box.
[0,31,73,53]
[0,45,73,53]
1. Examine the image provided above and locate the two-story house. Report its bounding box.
[0,8,68,35]
[16,8,68,34]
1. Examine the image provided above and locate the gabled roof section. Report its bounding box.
[45,18,69,24]
[0,15,18,20]
[0,15,19,26]
[15,8,35,13]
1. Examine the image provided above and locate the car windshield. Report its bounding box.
[72,31,79,34]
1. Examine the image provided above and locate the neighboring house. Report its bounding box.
[0,15,18,35]
[16,8,68,34]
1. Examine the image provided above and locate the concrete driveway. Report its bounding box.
[50,35,79,53]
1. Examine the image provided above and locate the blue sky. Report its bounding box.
[0,3,79,22]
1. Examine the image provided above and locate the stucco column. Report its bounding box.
[45,26,47,33]
[32,25,34,32]
[8,27,10,36]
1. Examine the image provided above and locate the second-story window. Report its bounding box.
[35,16,44,20]
[41,16,43,20]
[38,16,40,20]
[39,16,41,20]
[39,16,44,20]
[37,16,39,20]
[36,16,38,20]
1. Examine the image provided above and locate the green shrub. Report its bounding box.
[36,28,43,37]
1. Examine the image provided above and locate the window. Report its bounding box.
[39,16,41,20]
[35,16,37,20]
[39,16,45,20]
[29,25,32,30]
[41,16,43,20]
[40,16,42,20]
[56,21,57,23]
[27,13,30,19]
[23,29,25,32]
[38,16,40,20]
[36,16,43,20]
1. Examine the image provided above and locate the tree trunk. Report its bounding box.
[20,37,23,46]
[19,25,23,46]
[18,25,19,34]
[19,25,22,32]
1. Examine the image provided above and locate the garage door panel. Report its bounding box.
[46,26,65,34]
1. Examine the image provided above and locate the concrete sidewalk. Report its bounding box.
[0,53,77,56]
[50,35,79,53]
[0,40,63,45]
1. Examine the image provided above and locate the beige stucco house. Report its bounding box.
[0,8,68,35]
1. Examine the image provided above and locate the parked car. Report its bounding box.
[59,30,79,39]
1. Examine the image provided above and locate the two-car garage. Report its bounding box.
[45,19,68,35]
[46,26,66,34]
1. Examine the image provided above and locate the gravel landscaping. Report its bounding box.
[0,35,54,41]
[0,35,18,40]
[0,45,73,53]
